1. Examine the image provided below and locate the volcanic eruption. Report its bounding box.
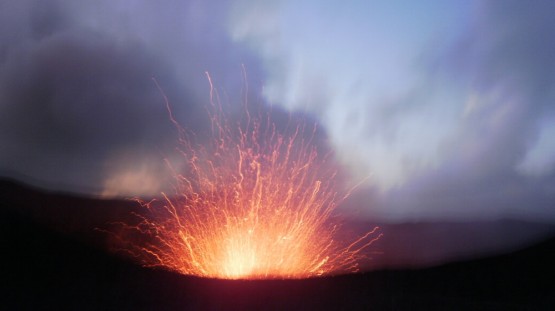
[111,74,381,280]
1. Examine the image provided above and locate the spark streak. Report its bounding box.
[114,74,381,279]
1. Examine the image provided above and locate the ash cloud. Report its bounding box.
[378,0,555,222]
[0,0,275,196]
[1,0,554,225]
[1,0,554,273]
[231,0,555,222]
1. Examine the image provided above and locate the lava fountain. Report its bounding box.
[112,74,381,280]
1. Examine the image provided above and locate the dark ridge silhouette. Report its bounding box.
[1,178,555,310]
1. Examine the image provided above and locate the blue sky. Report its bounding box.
[1,0,554,223]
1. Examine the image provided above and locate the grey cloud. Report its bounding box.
[365,0,555,222]
[447,0,555,177]
[0,0,229,193]
[229,1,555,224]
[0,0,332,196]
[0,25,181,192]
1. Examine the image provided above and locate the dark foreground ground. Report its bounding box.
[1,179,555,310]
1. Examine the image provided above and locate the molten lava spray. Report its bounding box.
[115,74,381,279]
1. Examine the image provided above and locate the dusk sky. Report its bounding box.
[1,0,554,224]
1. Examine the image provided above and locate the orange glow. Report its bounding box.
[113,74,381,279]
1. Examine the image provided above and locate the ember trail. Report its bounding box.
[117,74,381,280]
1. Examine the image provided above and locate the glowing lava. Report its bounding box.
[114,74,381,279]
